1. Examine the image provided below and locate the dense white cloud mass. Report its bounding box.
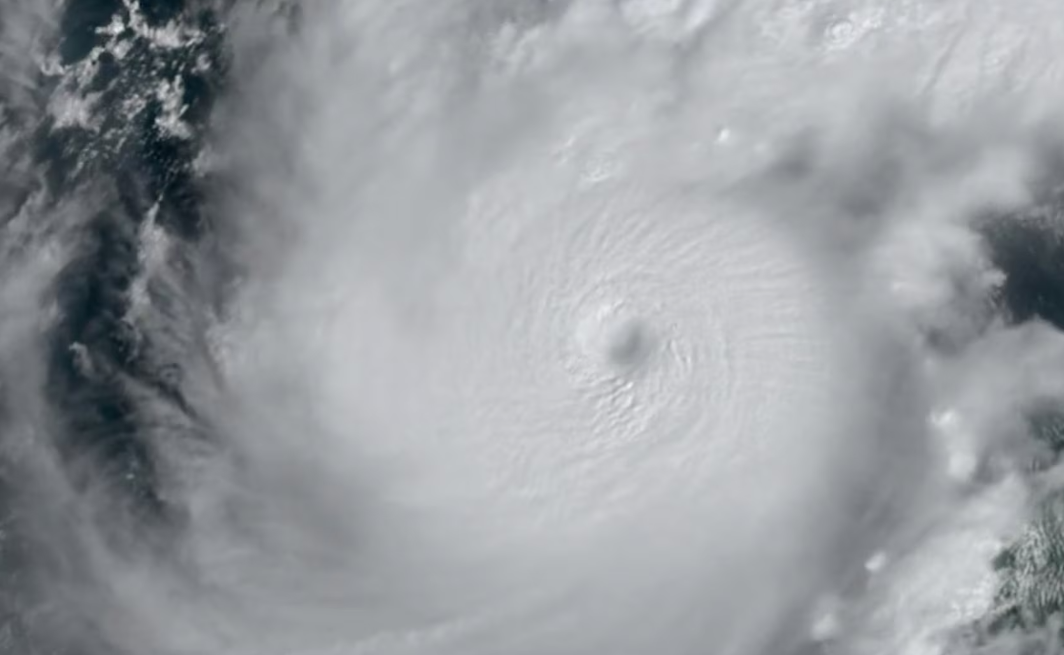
[7,0,1064,654]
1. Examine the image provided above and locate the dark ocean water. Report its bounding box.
[42,0,222,502]
[4,1,1064,653]
[1,1,226,650]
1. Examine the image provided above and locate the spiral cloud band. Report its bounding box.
[5,0,1064,654]
[313,182,857,652]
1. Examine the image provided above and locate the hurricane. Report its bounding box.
[3,1,1064,654]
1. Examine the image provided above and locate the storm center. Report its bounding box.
[575,303,656,372]
[603,317,652,367]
